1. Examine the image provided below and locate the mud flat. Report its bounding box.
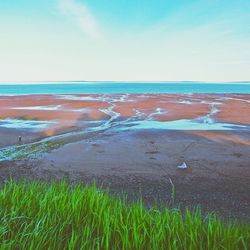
[0,93,250,221]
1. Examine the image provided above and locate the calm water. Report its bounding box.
[0,82,250,94]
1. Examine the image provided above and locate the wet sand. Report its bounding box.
[0,94,249,133]
[0,94,250,221]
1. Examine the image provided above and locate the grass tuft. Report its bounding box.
[0,180,249,249]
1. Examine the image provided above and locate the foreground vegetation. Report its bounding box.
[0,181,249,249]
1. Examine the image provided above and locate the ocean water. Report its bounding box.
[0,82,250,94]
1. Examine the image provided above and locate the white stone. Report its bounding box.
[177,162,188,169]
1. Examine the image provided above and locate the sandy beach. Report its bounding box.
[0,93,250,221]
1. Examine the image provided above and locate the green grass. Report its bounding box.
[0,181,249,249]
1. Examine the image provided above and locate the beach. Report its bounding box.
[0,93,250,221]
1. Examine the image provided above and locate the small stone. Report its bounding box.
[177,162,188,169]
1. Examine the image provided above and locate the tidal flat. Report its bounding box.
[0,93,250,222]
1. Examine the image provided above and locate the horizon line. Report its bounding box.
[0,80,250,85]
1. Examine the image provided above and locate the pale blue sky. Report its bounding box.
[0,0,250,81]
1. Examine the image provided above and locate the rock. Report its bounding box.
[177,162,188,169]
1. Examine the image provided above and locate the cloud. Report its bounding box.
[58,0,101,39]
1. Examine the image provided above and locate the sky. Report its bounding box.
[0,0,250,82]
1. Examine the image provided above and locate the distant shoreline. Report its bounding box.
[0,82,250,95]
[0,80,250,85]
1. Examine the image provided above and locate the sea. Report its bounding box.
[0,82,250,95]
